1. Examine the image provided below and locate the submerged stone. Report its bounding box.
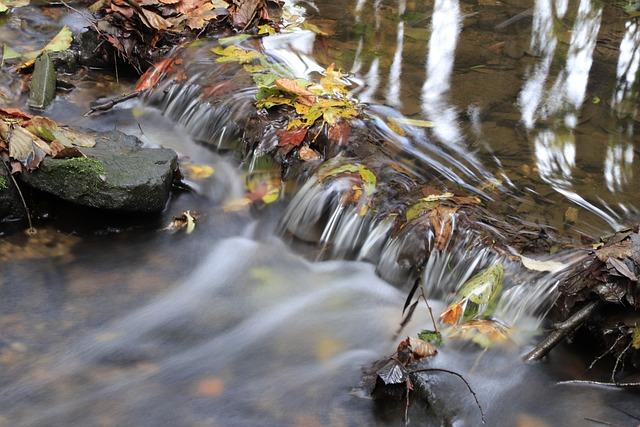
[20,131,178,212]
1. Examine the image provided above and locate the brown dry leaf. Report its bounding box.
[165,210,198,234]
[440,301,463,325]
[408,336,437,359]
[564,207,578,223]
[186,2,222,29]
[195,376,225,397]
[274,78,316,106]
[607,257,638,281]
[111,2,134,18]
[159,0,180,3]
[276,127,307,147]
[140,8,173,30]
[175,0,203,14]
[429,205,457,250]
[448,319,511,348]
[7,125,51,170]
[231,0,261,28]
[327,121,351,146]
[299,146,321,161]
[49,140,83,159]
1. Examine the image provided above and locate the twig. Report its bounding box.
[588,333,625,370]
[85,92,140,116]
[584,417,612,426]
[556,379,640,388]
[1,158,34,233]
[59,0,101,34]
[611,341,632,382]
[419,288,439,333]
[409,368,486,424]
[524,300,600,362]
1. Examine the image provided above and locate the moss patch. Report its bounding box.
[0,175,7,191]
[57,157,105,176]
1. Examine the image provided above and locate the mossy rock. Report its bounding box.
[20,131,178,212]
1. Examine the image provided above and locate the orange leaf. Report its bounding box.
[274,79,316,105]
[439,301,463,325]
[195,376,225,397]
[299,146,321,161]
[135,57,176,91]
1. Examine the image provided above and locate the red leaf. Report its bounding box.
[276,128,307,147]
[135,57,176,91]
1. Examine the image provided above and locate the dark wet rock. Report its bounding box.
[0,170,25,222]
[20,131,178,212]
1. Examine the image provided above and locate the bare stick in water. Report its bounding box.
[524,300,600,362]
[85,92,140,116]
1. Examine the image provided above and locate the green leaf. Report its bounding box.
[405,199,438,221]
[418,330,443,347]
[633,326,640,350]
[2,44,20,60]
[358,165,376,197]
[19,26,73,69]
[0,2,8,13]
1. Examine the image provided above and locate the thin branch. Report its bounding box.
[419,288,439,333]
[524,300,600,362]
[85,92,140,116]
[2,157,34,233]
[588,333,625,370]
[611,341,632,383]
[556,379,640,388]
[58,0,101,34]
[409,368,485,424]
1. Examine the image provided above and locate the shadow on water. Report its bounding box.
[0,0,640,426]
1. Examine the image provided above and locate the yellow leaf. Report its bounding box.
[391,117,434,128]
[211,45,263,64]
[183,164,215,180]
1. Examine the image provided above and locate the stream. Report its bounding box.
[1,0,640,425]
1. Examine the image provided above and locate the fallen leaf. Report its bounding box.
[195,376,225,397]
[327,121,350,145]
[564,207,579,223]
[608,257,638,281]
[447,319,511,348]
[140,8,173,30]
[429,205,457,250]
[20,26,73,69]
[417,329,443,347]
[231,0,261,28]
[165,210,198,234]
[520,256,567,273]
[376,359,406,385]
[299,146,321,161]
[183,163,215,180]
[275,78,316,105]
[408,336,437,359]
[7,125,51,170]
[391,117,434,128]
[135,57,177,91]
[276,127,307,147]
[632,326,640,350]
[440,301,463,325]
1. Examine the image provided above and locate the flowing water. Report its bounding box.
[1,0,640,425]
